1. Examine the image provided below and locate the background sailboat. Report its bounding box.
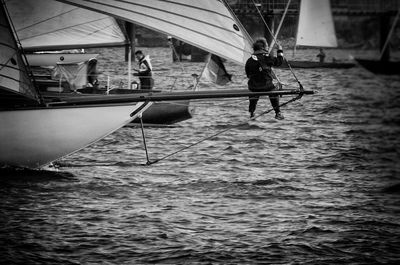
[355,9,400,75]
[282,0,355,69]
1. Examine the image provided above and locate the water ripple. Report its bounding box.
[1,47,400,264]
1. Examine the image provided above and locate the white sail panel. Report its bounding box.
[55,0,253,65]
[0,5,39,101]
[296,0,338,47]
[7,0,127,51]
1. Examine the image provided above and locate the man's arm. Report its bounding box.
[273,45,284,67]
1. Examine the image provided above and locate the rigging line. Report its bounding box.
[269,0,292,53]
[138,113,151,165]
[251,0,303,89]
[145,93,304,166]
[380,8,400,61]
[251,0,275,44]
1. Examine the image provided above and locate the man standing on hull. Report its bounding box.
[133,50,154,90]
[245,38,284,120]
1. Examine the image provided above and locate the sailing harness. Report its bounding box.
[134,0,308,166]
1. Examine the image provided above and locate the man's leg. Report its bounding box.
[249,96,259,118]
[267,84,284,120]
[141,78,150,90]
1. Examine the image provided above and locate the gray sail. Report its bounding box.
[7,0,127,51]
[0,2,40,106]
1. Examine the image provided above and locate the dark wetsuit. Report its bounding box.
[135,57,153,89]
[245,49,283,115]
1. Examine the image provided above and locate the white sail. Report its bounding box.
[0,3,39,103]
[7,0,127,51]
[296,0,338,47]
[55,0,253,65]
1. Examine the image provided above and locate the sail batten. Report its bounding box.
[55,0,253,65]
[296,0,338,48]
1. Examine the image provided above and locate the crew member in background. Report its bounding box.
[317,48,326,63]
[133,50,153,89]
[245,38,284,120]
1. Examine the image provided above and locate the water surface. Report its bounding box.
[1,47,399,264]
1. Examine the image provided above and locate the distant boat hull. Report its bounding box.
[132,100,193,125]
[26,53,99,66]
[280,60,355,69]
[0,102,150,168]
[355,59,400,75]
[105,88,193,125]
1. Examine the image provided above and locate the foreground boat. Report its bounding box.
[0,0,152,168]
[1,0,314,169]
[0,102,150,168]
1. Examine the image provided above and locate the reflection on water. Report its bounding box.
[1,47,399,264]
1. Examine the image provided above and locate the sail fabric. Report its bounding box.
[52,61,89,91]
[296,0,338,47]
[201,54,232,86]
[55,0,253,65]
[0,3,39,103]
[7,0,127,51]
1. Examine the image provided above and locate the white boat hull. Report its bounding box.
[0,102,150,168]
[26,53,99,66]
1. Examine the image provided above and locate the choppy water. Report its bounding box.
[1,47,400,264]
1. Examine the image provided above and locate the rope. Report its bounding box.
[144,91,304,165]
[269,0,292,53]
[380,8,400,61]
[138,114,151,165]
[251,0,303,91]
